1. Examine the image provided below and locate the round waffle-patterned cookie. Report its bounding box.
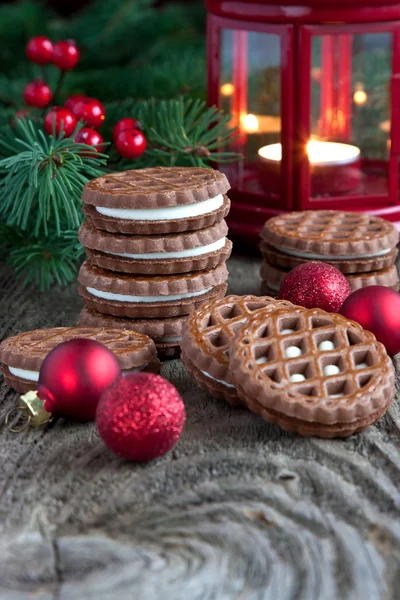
[229,306,395,438]
[79,220,232,275]
[0,327,160,394]
[260,211,399,273]
[79,308,185,360]
[181,295,293,405]
[260,262,400,297]
[82,167,231,235]
[78,261,228,318]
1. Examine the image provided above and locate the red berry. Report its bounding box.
[52,40,79,70]
[71,97,105,129]
[113,117,142,141]
[23,80,52,108]
[44,107,77,137]
[26,36,53,65]
[74,127,104,152]
[64,94,87,112]
[115,129,147,159]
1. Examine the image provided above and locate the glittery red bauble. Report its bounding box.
[26,36,53,65]
[44,107,77,137]
[112,117,142,140]
[72,98,105,129]
[115,129,147,159]
[23,80,52,108]
[64,94,87,112]
[96,373,186,461]
[37,339,121,421]
[74,127,104,152]
[340,285,400,356]
[278,261,351,312]
[52,40,80,70]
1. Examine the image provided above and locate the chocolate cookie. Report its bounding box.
[79,220,232,275]
[181,295,293,405]
[229,305,395,438]
[260,211,399,273]
[78,260,229,318]
[260,262,400,296]
[82,167,231,235]
[79,308,186,359]
[0,327,160,394]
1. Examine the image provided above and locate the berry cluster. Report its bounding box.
[20,36,147,159]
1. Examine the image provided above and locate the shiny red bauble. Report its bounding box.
[64,94,87,112]
[52,40,80,70]
[37,339,121,422]
[44,107,77,137]
[115,129,147,159]
[278,261,351,313]
[74,127,104,151]
[96,373,186,461]
[26,36,53,65]
[71,97,105,128]
[340,286,400,356]
[23,80,52,108]
[112,117,142,141]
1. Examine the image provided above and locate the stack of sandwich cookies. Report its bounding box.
[78,167,232,358]
[260,210,399,295]
[0,327,160,394]
[229,305,395,438]
[180,294,293,405]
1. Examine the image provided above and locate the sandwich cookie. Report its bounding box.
[229,305,395,438]
[79,307,186,359]
[0,327,160,394]
[78,260,228,319]
[260,262,400,297]
[181,295,293,405]
[78,220,232,275]
[261,210,399,274]
[82,166,231,235]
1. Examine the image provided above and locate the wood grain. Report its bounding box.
[0,254,399,600]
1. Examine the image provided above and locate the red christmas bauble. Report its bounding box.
[52,40,80,70]
[115,129,147,159]
[71,98,105,128]
[44,107,77,137]
[23,80,52,108]
[74,127,104,152]
[340,286,400,356]
[96,373,186,461]
[64,94,87,112]
[278,261,351,313]
[112,117,142,141]
[26,36,53,65]
[37,339,121,421]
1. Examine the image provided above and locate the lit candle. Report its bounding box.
[258,141,361,196]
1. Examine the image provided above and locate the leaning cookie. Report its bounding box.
[82,166,231,235]
[260,210,399,273]
[78,261,228,319]
[180,294,293,405]
[79,308,186,359]
[229,305,395,438]
[79,220,232,275]
[0,327,160,394]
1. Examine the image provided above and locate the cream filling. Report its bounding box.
[9,364,147,382]
[277,246,391,261]
[87,286,212,303]
[95,194,224,221]
[107,238,226,260]
[200,369,235,388]
[159,335,182,343]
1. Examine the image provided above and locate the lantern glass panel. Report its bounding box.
[309,31,392,199]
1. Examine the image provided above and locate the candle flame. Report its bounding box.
[259,141,360,166]
[241,113,259,133]
[220,83,235,97]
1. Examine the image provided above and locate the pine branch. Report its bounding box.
[0,118,108,236]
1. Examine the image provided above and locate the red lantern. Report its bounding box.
[207,0,400,242]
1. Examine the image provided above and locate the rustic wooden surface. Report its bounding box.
[0,253,399,600]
